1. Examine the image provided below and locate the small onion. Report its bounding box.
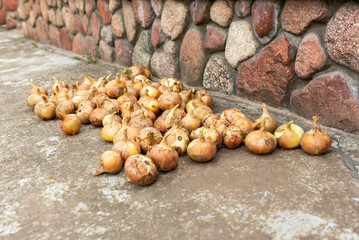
[147,136,179,171]
[125,154,158,186]
[60,113,82,135]
[101,116,122,142]
[112,128,141,161]
[255,103,278,133]
[89,100,111,127]
[158,90,182,111]
[56,99,75,118]
[34,96,56,120]
[29,79,48,96]
[190,127,222,147]
[164,122,190,156]
[223,127,243,149]
[93,151,123,176]
[245,119,277,155]
[220,108,246,124]
[203,114,219,128]
[195,89,212,107]
[136,127,163,153]
[232,117,259,139]
[76,102,94,124]
[181,109,202,132]
[102,113,122,126]
[274,120,304,149]
[300,116,332,155]
[27,88,47,109]
[187,130,217,163]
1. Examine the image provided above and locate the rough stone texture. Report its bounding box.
[6,17,17,29]
[150,0,163,17]
[73,15,85,35]
[76,0,84,15]
[28,11,36,26]
[210,0,233,27]
[9,11,17,19]
[234,0,252,18]
[295,33,326,79]
[180,28,205,86]
[151,18,164,48]
[4,0,18,11]
[97,0,111,24]
[161,0,187,40]
[91,12,101,44]
[22,21,30,37]
[203,24,226,53]
[83,36,98,57]
[68,0,77,13]
[40,0,49,22]
[100,25,113,46]
[56,0,62,9]
[237,35,295,107]
[82,15,91,35]
[111,13,124,37]
[0,0,2,8]
[151,40,179,78]
[225,20,257,68]
[24,2,31,17]
[72,33,83,55]
[109,0,120,13]
[203,54,235,94]
[55,9,64,27]
[48,8,56,25]
[325,2,359,72]
[252,0,280,44]
[85,0,95,17]
[0,10,5,25]
[281,0,329,35]
[59,27,73,51]
[48,24,61,47]
[29,26,39,41]
[17,0,26,20]
[35,17,50,44]
[62,7,77,35]
[291,72,359,132]
[123,0,137,43]
[132,30,152,68]
[133,0,155,29]
[115,39,133,67]
[190,0,211,25]
[46,0,56,8]
[99,40,114,62]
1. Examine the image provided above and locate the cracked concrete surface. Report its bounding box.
[0,28,359,239]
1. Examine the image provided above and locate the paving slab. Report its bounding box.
[0,28,359,239]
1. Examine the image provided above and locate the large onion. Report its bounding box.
[125,154,158,186]
[93,151,123,175]
[147,136,179,171]
[187,129,217,163]
[245,119,277,154]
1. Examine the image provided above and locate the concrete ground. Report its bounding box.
[1,28,359,239]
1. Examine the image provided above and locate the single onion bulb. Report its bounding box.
[274,120,304,149]
[245,119,277,154]
[60,113,82,135]
[147,136,179,171]
[300,116,332,155]
[223,127,243,149]
[93,151,123,176]
[254,103,278,133]
[187,130,217,163]
[125,154,159,186]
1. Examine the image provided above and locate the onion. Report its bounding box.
[274,121,304,149]
[190,126,222,147]
[138,96,160,116]
[181,109,202,132]
[254,103,278,133]
[132,74,151,92]
[93,151,123,176]
[164,122,190,156]
[159,77,183,93]
[27,87,47,109]
[112,127,141,161]
[92,75,109,95]
[56,99,75,118]
[59,113,82,135]
[78,75,95,90]
[76,101,94,124]
[113,117,140,142]
[212,119,230,135]
[129,114,153,129]
[192,105,213,122]
[102,112,122,126]
[158,90,182,111]
[223,127,243,149]
[34,96,56,120]
[117,87,137,106]
[202,114,219,128]
[147,136,179,171]
[195,89,212,107]
[220,108,246,124]
[29,79,48,96]
[187,129,217,163]
[179,89,196,104]
[120,100,141,119]
[125,154,158,186]
[128,65,151,79]
[232,117,259,139]
[101,115,122,142]
[136,127,163,153]
[51,76,69,94]
[131,107,156,123]
[186,98,207,112]
[300,116,332,155]
[140,85,161,99]
[90,99,111,127]
[245,119,277,154]
[105,73,126,99]
[164,104,186,130]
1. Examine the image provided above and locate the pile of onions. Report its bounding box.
[27,65,333,187]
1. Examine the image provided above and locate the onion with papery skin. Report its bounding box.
[159,77,183,93]
[192,105,213,122]
[147,136,179,171]
[151,82,161,89]
[34,96,56,120]
[112,128,141,161]
[136,127,163,153]
[164,121,190,156]
[255,103,278,133]
[186,98,207,112]
[102,112,121,126]
[164,104,186,130]
[93,151,123,176]
[181,109,201,132]
[76,102,94,124]
[245,119,277,154]
[51,76,69,94]
[125,154,158,186]
[27,88,47,109]
[59,113,81,135]
[190,126,222,147]
[220,108,246,124]
[131,107,156,123]
[158,90,182,111]
[78,75,95,90]
[129,114,153,129]
[56,99,75,118]
[120,100,141,119]
[140,85,161,99]
[132,74,151,92]
[187,129,217,163]
[203,114,219,128]
[90,99,111,127]
[232,117,260,139]
[274,121,304,149]
[179,89,196,104]
[117,87,137,106]
[29,79,48,96]
[213,119,230,135]
[223,127,243,149]
[101,116,122,142]
[128,65,151,79]
[113,117,140,142]
[105,73,125,99]
[195,89,212,107]
[300,116,332,155]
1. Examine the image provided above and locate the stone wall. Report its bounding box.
[0,0,18,28]
[15,0,359,133]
